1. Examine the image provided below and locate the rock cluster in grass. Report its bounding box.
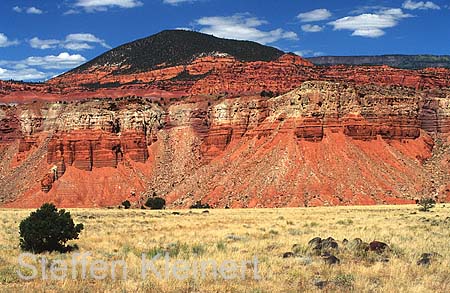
[281,236,444,290]
[283,236,442,267]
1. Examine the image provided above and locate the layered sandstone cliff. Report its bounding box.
[0,98,164,206]
[1,82,449,208]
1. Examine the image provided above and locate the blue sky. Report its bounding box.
[0,0,449,81]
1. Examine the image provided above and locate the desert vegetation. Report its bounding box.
[190,200,211,209]
[0,205,449,292]
[417,198,437,212]
[121,200,131,209]
[144,197,166,210]
[19,203,83,253]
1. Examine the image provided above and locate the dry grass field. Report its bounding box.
[0,205,449,292]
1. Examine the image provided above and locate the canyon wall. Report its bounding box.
[1,81,449,208]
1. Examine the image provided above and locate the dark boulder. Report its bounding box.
[321,238,339,250]
[349,238,368,250]
[322,254,340,265]
[308,237,322,248]
[350,238,362,247]
[369,241,390,254]
[308,237,323,254]
[308,237,338,255]
[417,252,442,266]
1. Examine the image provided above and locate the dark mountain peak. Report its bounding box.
[70,30,285,75]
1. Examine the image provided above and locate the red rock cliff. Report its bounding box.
[1,82,449,208]
[2,53,449,105]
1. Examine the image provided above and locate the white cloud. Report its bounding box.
[402,0,440,10]
[26,7,44,14]
[350,6,389,15]
[329,8,411,38]
[29,33,110,50]
[64,42,94,50]
[65,33,111,49]
[74,0,143,12]
[294,50,324,57]
[25,53,87,69]
[0,53,86,81]
[66,33,104,44]
[163,0,196,5]
[29,38,60,49]
[0,33,19,48]
[13,6,44,14]
[297,9,332,22]
[195,13,298,45]
[352,28,385,38]
[0,67,48,81]
[301,24,324,33]
[175,27,192,31]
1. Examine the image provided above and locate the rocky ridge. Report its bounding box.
[1,81,449,207]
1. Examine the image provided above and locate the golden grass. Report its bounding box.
[0,205,449,292]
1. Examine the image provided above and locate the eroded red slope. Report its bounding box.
[1,82,449,208]
[1,54,450,104]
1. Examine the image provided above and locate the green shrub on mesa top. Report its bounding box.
[19,203,84,253]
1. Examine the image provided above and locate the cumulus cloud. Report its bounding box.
[26,7,44,14]
[297,9,332,22]
[402,0,440,10]
[13,6,44,14]
[0,33,19,48]
[25,53,87,69]
[301,24,324,33]
[0,53,87,81]
[74,0,143,12]
[29,33,110,50]
[195,13,298,45]
[29,38,60,50]
[0,67,48,81]
[329,8,411,38]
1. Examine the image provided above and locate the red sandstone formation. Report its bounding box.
[0,30,449,208]
[0,82,449,208]
[2,53,449,105]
